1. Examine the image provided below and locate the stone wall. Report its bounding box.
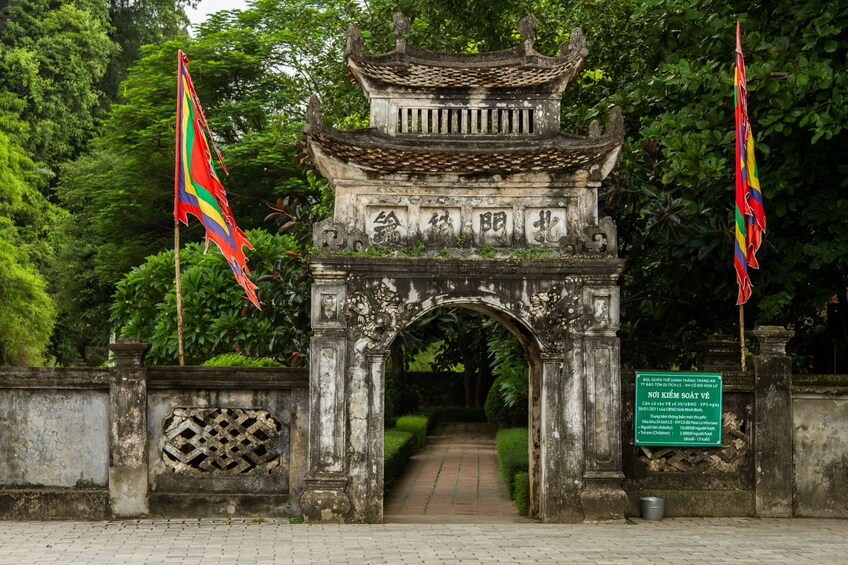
[0,369,111,519]
[792,374,848,518]
[0,343,309,520]
[1,334,848,520]
[621,370,756,517]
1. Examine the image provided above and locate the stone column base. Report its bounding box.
[300,475,351,523]
[580,471,627,521]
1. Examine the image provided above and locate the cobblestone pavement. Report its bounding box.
[384,422,519,522]
[0,517,847,564]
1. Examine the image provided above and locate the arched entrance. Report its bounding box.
[380,302,544,520]
[300,256,626,523]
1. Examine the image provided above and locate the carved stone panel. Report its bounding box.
[419,207,460,245]
[366,206,408,246]
[525,208,566,246]
[311,282,347,330]
[472,208,513,247]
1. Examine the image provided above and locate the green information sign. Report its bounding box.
[634,372,723,447]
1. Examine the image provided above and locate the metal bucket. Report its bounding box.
[640,496,665,520]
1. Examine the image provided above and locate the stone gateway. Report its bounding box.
[300,14,627,523]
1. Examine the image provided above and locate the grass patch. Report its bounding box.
[395,415,429,449]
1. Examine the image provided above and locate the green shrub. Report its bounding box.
[513,472,530,516]
[395,415,428,449]
[496,428,529,495]
[384,429,416,493]
[485,374,529,428]
[202,352,283,367]
[484,331,529,427]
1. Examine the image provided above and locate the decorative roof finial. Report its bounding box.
[393,12,410,52]
[606,106,624,139]
[304,94,324,133]
[518,14,536,53]
[346,24,363,58]
[559,27,587,59]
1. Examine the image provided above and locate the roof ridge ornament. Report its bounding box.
[518,15,537,54]
[304,94,324,133]
[606,106,624,139]
[346,24,364,59]
[393,12,410,53]
[559,27,587,59]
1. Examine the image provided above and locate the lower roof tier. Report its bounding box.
[304,107,623,178]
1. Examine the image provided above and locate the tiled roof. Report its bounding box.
[345,25,587,91]
[304,109,623,177]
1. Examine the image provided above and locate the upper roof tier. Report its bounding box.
[346,14,587,94]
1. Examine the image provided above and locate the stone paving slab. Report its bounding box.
[0,518,846,564]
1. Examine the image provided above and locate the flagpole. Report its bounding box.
[175,220,186,366]
[738,304,745,371]
[174,50,186,366]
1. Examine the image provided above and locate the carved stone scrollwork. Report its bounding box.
[559,27,587,59]
[529,277,586,348]
[312,218,369,253]
[560,216,618,256]
[345,280,421,350]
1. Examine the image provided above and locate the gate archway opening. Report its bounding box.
[380,304,544,520]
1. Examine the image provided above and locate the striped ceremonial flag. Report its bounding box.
[734,23,766,305]
[174,50,260,309]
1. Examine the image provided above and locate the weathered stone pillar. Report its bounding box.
[300,273,352,523]
[540,353,583,523]
[750,325,794,517]
[108,340,150,518]
[580,286,627,520]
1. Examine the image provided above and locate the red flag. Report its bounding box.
[175,50,260,309]
[734,23,765,305]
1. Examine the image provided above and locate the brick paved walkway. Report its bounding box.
[384,422,521,523]
[1,518,847,564]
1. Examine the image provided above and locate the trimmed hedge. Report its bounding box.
[513,472,530,516]
[495,427,529,508]
[384,430,416,493]
[396,415,428,449]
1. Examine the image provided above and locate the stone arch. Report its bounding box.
[302,257,627,524]
[375,293,547,517]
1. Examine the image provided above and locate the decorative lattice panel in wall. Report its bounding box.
[162,408,284,475]
[638,411,749,473]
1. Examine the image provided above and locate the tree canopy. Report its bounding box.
[3,0,846,368]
